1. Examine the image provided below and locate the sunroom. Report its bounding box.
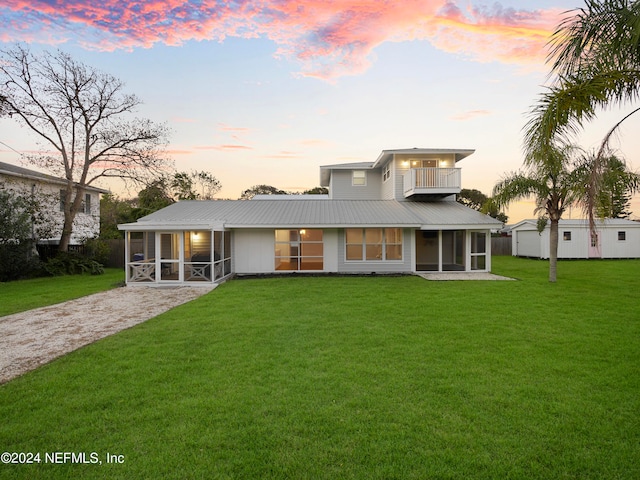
[122,229,232,285]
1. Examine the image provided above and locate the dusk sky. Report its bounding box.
[1,0,639,222]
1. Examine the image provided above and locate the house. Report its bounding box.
[0,161,109,245]
[118,148,503,285]
[510,218,640,259]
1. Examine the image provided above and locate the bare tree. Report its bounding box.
[0,45,172,251]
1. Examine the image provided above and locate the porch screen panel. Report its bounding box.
[224,232,231,275]
[470,231,487,271]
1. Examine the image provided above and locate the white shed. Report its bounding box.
[511,219,640,259]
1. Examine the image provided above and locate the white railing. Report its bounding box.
[403,168,461,194]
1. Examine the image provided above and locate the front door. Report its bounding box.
[159,232,181,281]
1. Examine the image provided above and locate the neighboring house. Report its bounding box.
[118,148,503,285]
[511,218,640,259]
[0,161,109,245]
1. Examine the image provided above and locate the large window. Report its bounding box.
[345,228,403,261]
[275,229,323,271]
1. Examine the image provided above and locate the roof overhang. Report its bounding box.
[372,148,475,168]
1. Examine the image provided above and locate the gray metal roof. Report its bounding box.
[0,161,109,193]
[120,199,502,230]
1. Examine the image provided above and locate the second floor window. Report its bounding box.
[352,170,366,186]
[382,164,391,182]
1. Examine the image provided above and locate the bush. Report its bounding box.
[0,243,40,282]
[42,251,104,276]
[84,238,111,265]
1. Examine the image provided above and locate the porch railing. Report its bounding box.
[403,167,461,194]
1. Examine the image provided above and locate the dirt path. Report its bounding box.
[0,285,215,384]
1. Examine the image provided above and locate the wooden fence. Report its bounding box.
[491,236,512,256]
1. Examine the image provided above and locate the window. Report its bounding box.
[83,193,92,214]
[618,231,626,241]
[59,189,66,212]
[591,233,598,248]
[382,163,391,182]
[352,170,366,186]
[275,229,323,271]
[345,228,403,261]
[563,231,572,241]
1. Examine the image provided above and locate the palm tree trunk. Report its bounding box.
[549,219,559,283]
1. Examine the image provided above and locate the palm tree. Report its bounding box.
[524,0,640,227]
[493,144,587,282]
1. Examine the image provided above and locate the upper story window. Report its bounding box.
[60,190,92,214]
[83,193,92,214]
[382,164,391,182]
[352,170,366,186]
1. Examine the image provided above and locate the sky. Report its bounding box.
[1,0,639,222]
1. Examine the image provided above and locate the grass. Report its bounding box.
[0,269,124,316]
[0,257,639,479]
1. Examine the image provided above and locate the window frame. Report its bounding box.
[382,163,391,182]
[618,231,626,241]
[563,231,572,241]
[352,170,367,186]
[345,228,403,262]
[275,229,324,271]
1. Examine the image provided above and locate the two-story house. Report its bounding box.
[0,161,108,245]
[118,148,502,285]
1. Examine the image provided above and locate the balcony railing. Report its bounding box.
[403,167,461,197]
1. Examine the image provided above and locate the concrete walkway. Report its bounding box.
[0,285,215,384]
[417,272,516,281]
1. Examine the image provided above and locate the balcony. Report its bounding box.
[403,168,461,197]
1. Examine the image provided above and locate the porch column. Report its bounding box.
[438,230,443,272]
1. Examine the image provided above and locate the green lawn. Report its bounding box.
[0,257,639,479]
[0,269,124,317]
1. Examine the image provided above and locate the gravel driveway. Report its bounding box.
[0,285,215,384]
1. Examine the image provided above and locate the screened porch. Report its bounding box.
[125,230,231,284]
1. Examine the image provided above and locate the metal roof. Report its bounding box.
[511,218,640,230]
[119,199,502,230]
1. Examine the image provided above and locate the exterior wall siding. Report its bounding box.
[329,170,382,200]
[601,227,640,258]
[0,174,101,244]
[234,229,276,273]
[513,224,640,259]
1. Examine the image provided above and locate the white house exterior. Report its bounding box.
[118,148,503,285]
[511,219,640,259]
[0,161,108,245]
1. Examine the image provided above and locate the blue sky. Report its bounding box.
[1,0,639,221]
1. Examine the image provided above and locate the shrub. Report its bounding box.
[84,238,111,265]
[0,243,40,282]
[42,251,104,276]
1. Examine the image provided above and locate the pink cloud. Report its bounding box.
[2,0,568,79]
[449,109,491,121]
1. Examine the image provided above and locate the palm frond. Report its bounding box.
[549,0,640,76]
[523,70,640,161]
